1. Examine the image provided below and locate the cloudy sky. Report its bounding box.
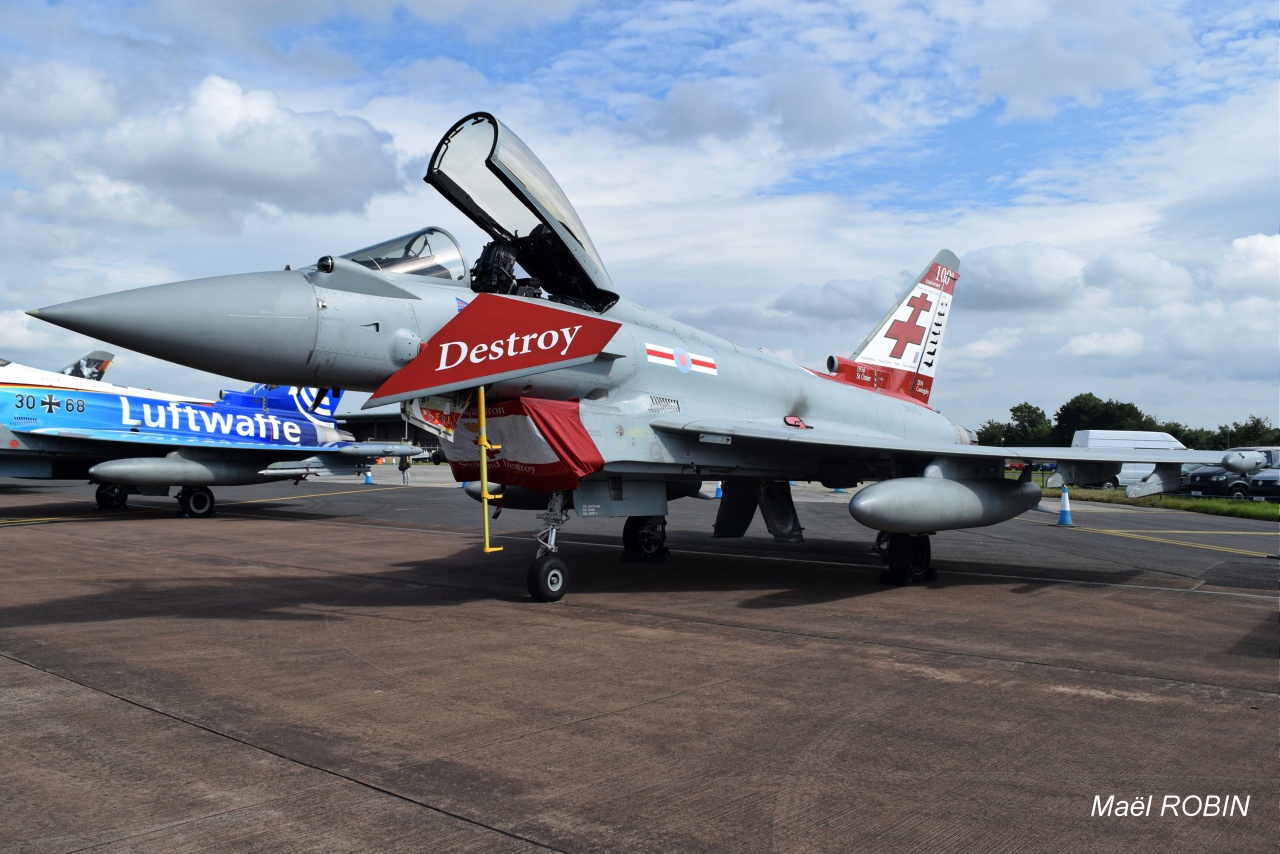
[1,0,1274,430]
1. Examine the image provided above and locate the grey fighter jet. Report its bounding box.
[29,112,1249,601]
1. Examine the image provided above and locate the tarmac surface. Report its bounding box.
[2,465,1276,852]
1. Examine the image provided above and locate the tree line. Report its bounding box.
[975,393,1280,450]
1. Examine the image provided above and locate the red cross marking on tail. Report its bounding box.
[885,292,933,359]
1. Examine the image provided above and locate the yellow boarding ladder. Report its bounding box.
[476,384,502,553]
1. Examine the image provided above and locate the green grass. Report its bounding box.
[1066,487,1279,522]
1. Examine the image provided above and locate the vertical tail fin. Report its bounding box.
[289,386,343,422]
[59,350,114,382]
[827,250,958,407]
[234,384,344,425]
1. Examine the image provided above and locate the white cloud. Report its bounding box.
[1082,248,1194,301]
[0,63,117,133]
[958,0,1190,119]
[0,310,80,354]
[1215,233,1280,293]
[959,244,1087,312]
[771,276,905,322]
[765,68,880,150]
[138,0,594,45]
[95,76,401,214]
[947,327,1025,376]
[1058,328,1144,357]
[4,76,403,231]
[641,80,753,143]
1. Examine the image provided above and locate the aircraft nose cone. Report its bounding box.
[29,271,320,385]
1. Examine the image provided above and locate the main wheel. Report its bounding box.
[527,553,568,602]
[95,483,128,510]
[179,487,216,518]
[622,515,668,561]
[873,530,890,562]
[880,534,931,585]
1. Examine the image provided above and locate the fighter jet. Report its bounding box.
[0,356,417,515]
[29,112,1245,600]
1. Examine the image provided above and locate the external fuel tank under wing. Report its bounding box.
[27,112,1242,601]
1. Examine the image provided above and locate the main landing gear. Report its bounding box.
[875,532,936,585]
[95,483,128,511]
[621,515,668,562]
[177,486,216,518]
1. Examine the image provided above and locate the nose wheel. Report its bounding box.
[878,532,935,585]
[527,553,568,602]
[525,491,571,602]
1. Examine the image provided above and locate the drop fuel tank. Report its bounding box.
[89,456,275,488]
[849,477,1042,534]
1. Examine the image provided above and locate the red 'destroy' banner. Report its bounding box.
[371,293,622,403]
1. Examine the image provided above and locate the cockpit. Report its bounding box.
[341,227,468,282]
[427,113,620,313]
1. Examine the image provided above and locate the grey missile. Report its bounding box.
[849,477,1042,534]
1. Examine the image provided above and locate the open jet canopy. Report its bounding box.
[427,112,620,312]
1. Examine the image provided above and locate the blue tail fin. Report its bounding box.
[223,385,344,424]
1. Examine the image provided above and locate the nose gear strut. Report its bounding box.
[528,490,572,601]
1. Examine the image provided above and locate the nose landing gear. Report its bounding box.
[527,491,571,602]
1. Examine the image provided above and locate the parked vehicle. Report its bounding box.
[1186,447,1280,498]
[1095,463,1155,490]
[1069,430,1185,489]
[1245,467,1280,499]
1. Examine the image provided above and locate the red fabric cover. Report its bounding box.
[443,397,603,492]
